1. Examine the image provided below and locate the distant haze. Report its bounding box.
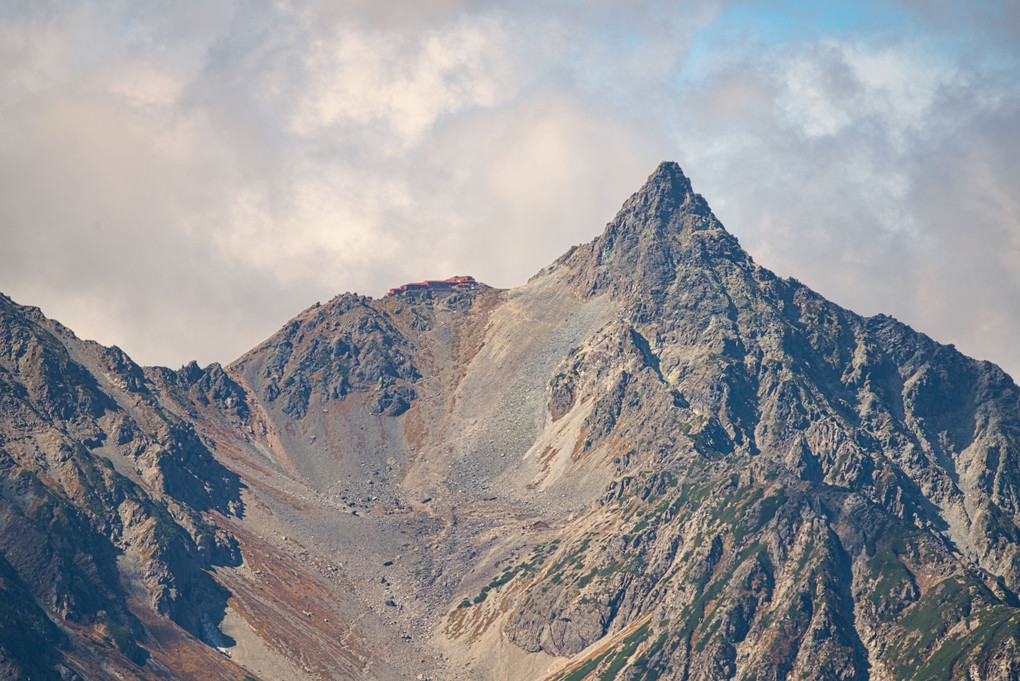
[1,1,1018,378]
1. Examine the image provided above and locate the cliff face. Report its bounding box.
[436,164,1020,681]
[0,295,248,680]
[3,163,1020,681]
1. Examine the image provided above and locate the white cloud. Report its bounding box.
[291,18,516,149]
[0,0,1017,382]
[673,32,1020,377]
[214,168,411,284]
[775,40,952,145]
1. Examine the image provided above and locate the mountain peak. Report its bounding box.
[638,160,694,204]
[611,161,701,232]
[555,161,744,301]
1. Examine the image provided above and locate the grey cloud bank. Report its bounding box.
[1,1,1018,380]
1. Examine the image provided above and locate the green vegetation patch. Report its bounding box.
[597,622,650,680]
[885,575,1020,680]
[897,578,971,649]
[865,525,917,620]
[898,607,1020,681]
[468,553,545,606]
[628,630,671,680]
[551,623,652,681]
[556,651,610,681]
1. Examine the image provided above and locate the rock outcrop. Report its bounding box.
[0,294,246,679]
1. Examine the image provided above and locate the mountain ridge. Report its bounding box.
[2,163,1020,680]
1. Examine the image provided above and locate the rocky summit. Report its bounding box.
[3,162,1020,681]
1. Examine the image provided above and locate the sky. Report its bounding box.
[1,1,1018,380]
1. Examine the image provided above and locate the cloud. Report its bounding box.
[669,29,1020,377]
[290,17,516,148]
[0,0,1018,382]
